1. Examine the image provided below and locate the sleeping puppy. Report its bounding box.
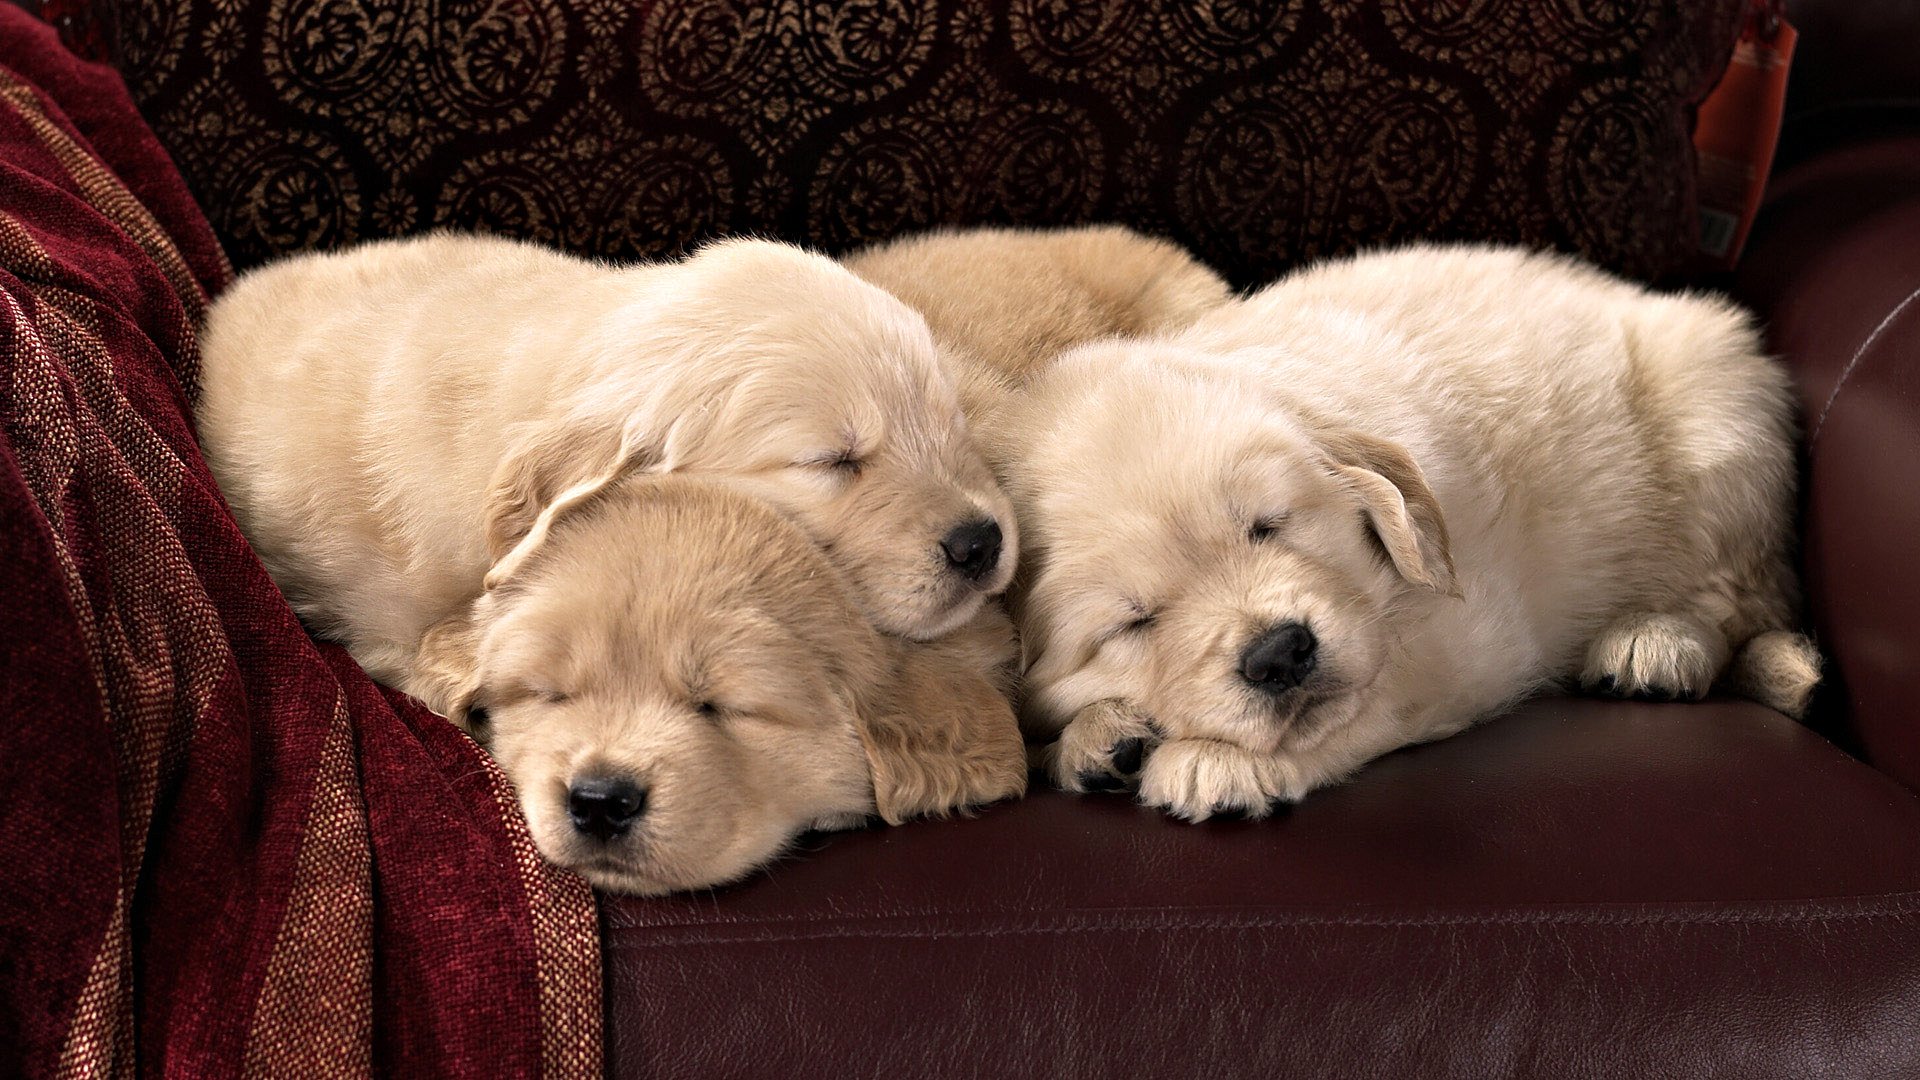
[410,474,1024,894]
[197,231,1016,693]
[993,244,1820,820]
[845,224,1233,412]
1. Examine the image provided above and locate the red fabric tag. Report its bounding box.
[1693,2,1797,269]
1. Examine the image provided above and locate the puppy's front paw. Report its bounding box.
[1047,700,1159,794]
[1581,612,1729,702]
[1137,739,1297,822]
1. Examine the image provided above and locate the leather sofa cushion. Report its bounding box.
[90,0,1746,285]
[604,697,1920,1078]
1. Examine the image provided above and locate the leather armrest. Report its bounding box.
[1782,0,1920,119]
[1735,136,1920,791]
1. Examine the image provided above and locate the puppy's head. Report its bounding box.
[488,239,1015,643]
[1009,344,1455,758]
[416,475,1024,895]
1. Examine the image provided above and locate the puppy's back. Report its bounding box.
[1187,244,1792,494]
[848,225,1231,385]
[196,233,622,678]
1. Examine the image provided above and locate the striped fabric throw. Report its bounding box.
[0,10,601,1075]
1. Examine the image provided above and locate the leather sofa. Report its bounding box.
[8,0,1913,1073]
[601,4,1920,1075]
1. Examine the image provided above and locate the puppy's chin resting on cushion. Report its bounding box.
[1000,244,1814,821]
[407,476,1026,895]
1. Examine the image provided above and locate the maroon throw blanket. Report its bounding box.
[0,10,601,1076]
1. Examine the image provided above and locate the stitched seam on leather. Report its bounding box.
[1810,282,1920,445]
[607,896,1920,947]
[606,889,1920,931]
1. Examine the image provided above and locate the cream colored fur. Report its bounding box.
[197,231,1016,693]
[976,244,1817,820]
[411,475,1024,894]
[846,225,1234,418]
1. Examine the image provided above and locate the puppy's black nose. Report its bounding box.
[567,775,648,841]
[941,519,1003,582]
[1239,622,1317,693]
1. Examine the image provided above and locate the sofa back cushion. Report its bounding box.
[96,0,1746,284]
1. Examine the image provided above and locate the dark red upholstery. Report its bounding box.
[1781,0,1920,117]
[605,699,1920,1077]
[1735,136,1920,792]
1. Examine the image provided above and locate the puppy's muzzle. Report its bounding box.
[1239,622,1318,695]
[567,773,649,841]
[941,518,1004,584]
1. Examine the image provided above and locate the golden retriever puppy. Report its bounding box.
[408,474,1024,894]
[994,244,1819,820]
[845,224,1233,410]
[197,232,1016,692]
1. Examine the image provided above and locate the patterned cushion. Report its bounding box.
[93,0,1746,284]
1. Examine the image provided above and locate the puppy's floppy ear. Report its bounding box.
[1317,428,1458,598]
[482,413,663,590]
[857,609,1027,825]
[410,603,487,737]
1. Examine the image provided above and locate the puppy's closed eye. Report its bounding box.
[795,448,866,477]
[1100,603,1158,643]
[1247,514,1288,543]
[495,682,571,707]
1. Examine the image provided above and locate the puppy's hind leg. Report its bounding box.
[1580,610,1731,702]
[1724,629,1821,720]
[1044,700,1159,794]
[1591,296,1799,707]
